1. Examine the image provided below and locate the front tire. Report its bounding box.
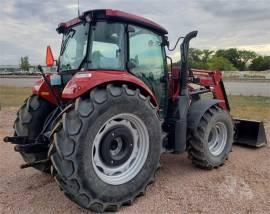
[187,105,233,169]
[50,84,163,212]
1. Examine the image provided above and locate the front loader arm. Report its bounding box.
[189,69,267,147]
[189,69,230,111]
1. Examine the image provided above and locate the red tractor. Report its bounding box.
[4,9,267,212]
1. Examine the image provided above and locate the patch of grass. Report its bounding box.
[228,95,270,122]
[0,86,269,122]
[0,86,31,108]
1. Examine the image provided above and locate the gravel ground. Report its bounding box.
[0,107,269,214]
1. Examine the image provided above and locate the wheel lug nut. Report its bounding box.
[111,160,114,164]
[112,133,115,137]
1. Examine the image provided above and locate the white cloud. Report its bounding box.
[168,51,181,62]
[0,0,269,65]
[2,1,15,14]
[65,4,79,9]
[234,44,270,56]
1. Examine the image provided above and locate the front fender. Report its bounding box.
[187,99,223,130]
[62,70,158,105]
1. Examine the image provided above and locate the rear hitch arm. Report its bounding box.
[3,136,51,169]
[20,159,50,169]
[3,136,35,145]
[3,135,51,169]
[14,143,49,153]
[3,136,49,153]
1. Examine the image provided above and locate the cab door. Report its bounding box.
[128,25,167,115]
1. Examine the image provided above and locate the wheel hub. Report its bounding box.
[208,121,227,156]
[100,127,134,167]
[92,113,149,185]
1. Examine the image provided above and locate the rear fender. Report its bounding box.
[32,75,59,105]
[187,99,224,130]
[62,71,158,106]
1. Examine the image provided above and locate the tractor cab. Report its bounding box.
[48,9,169,111]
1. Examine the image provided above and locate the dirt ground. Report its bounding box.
[0,107,269,214]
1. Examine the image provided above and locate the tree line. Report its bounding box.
[20,48,270,72]
[20,56,30,71]
[174,48,270,71]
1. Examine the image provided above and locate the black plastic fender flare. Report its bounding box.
[187,99,222,130]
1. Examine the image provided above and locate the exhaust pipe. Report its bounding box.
[234,119,268,147]
[179,31,198,96]
[174,31,198,153]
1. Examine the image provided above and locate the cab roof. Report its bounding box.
[57,9,168,35]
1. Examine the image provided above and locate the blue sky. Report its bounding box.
[0,0,269,65]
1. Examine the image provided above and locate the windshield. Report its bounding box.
[59,23,89,72]
[88,22,125,70]
[58,22,125,72]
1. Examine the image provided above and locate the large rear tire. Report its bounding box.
[14,95,55,172]
[187,105,233,169]
[49,84,163,212]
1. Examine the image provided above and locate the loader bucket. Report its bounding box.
[233,119,268,147]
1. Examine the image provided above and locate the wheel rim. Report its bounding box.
[92,113,149,185]
[208,122,227,156]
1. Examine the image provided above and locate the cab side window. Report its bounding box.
[129,26,164,80]
[89,22,125,70]
[128,25,166,108]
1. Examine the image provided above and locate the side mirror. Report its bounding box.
[46,46,55,67]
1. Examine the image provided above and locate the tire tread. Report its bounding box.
[50,84,164,212]
[187,106,232,169]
